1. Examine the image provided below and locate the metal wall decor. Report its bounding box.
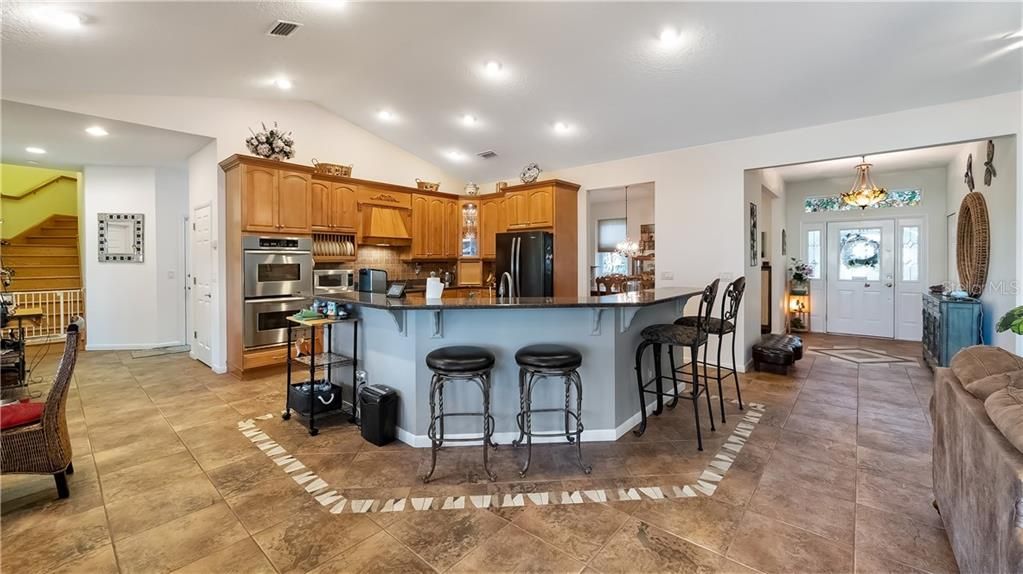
[984,139,997,186]
[956,192,990,297]
[520,162,542,184]
[964,153,975,192]
[97,213,145,262]
[749,202,758,266]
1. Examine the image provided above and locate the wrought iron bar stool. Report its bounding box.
[512,344,591,476]
[674,276,746,423]
[421,346,498,483]
[633,280,718,450]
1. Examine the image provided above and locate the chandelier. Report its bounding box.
[841,156,888,209]
[615,185,641,258]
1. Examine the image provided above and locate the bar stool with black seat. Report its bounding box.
[421,346,498,483]
[674,276,746,423]
[512,344,591,476]
[633,280,718,450]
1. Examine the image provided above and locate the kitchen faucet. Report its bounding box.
[498,271,515,299]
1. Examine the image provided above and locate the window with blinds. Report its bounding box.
[597,218,626,253]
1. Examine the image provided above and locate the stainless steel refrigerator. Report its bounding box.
[495,231,554,298]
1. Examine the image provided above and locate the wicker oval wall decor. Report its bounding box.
[956,192,990,297]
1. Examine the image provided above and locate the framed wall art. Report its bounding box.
[749,202,758,266]
[98,213,145,262]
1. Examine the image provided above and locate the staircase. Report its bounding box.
[3,215,81,292]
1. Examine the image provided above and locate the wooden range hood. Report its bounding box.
[359,203,412,246]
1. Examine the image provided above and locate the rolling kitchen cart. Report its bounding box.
[282,315,360,436]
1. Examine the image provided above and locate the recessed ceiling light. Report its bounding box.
[461,114,477,126]
[377,109,396,122]
[85,126,109,137]
[554,121,572,134]
[659,26,681,46]
[25,147,47,154]
[446,150,466,161]
[274,77,293,90]
[484,60,503,76]
[35,7,83,29]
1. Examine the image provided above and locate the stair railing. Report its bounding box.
[5,289,84,344]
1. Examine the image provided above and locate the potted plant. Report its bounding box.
[789,258,814,294]
[996,306,1023,336]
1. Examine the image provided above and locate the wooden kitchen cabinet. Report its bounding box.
[333,184,358,231]
[480,196,506,259]
[311,180,331,231]
[443,199,459,258]
[411,194,430,259]
[526,187,553,228]
[505,192,529,229]
[313,182,358,232]
[242,165,311,234]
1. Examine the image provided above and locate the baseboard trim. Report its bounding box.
[85,341,184,351]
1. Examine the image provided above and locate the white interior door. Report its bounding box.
[826,220,895,338]
[191,204,213,366]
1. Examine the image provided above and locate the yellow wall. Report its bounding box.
[0,164,80,238]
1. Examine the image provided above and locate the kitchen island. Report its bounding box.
[320,287,703,447]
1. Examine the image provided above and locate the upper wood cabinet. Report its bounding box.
[480,196,506,259]
[505,192,529,229]
[313,182,357,232]
[241,165,311,234]
[242,165,278,233]
[410,194,430,259]
[526,187,553,228]
[443,199,459,259]
[277,170,312,233]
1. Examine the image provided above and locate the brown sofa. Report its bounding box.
[932,345,1023,573]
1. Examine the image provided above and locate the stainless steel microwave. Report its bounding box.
[313,269,355,294]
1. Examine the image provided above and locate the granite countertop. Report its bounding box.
[319,287,702,310]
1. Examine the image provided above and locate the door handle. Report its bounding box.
[864,283,871,288]
[885,282,893,288]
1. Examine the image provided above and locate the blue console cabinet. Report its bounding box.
[922,292,983,368]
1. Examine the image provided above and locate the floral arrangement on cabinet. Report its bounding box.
[246,122,295,160]
[789,258,814,292]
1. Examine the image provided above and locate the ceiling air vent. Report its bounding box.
[476,150,498,159]
[267,20,303,37]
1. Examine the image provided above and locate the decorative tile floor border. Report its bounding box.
[808,346,919,366]
[237,403,767,515]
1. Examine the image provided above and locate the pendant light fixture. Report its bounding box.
[841,156,888,209]
[615,185,640,258]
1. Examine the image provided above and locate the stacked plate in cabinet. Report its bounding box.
[313,234,356,259]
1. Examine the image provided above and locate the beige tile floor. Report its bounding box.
[0,333,956,573]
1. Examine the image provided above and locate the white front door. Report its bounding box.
[191,204,213,366]
[826,220,895,338]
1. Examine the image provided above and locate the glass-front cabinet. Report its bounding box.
[461,201,479,257]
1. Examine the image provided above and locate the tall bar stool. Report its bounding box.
[633,280,718,450]
[512,344,591,476]
[674,276,746,422]
[421,346,498,483]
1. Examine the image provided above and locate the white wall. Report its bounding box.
[946,136,1018,351]
[785,166,949,287]
[155,168,189,346]
[84,166,187,349]
[486,91,1021,368]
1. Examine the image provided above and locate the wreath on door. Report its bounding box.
[956,192,990,297]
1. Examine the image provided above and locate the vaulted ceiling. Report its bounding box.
[2,1,1020,181]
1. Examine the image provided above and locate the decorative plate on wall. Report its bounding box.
[956,192,989,297]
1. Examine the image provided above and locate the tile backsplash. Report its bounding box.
[316,245,455,281]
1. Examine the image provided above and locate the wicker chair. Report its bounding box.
[1,325,80,498]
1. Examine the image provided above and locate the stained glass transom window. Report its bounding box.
[804,189,921,213]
